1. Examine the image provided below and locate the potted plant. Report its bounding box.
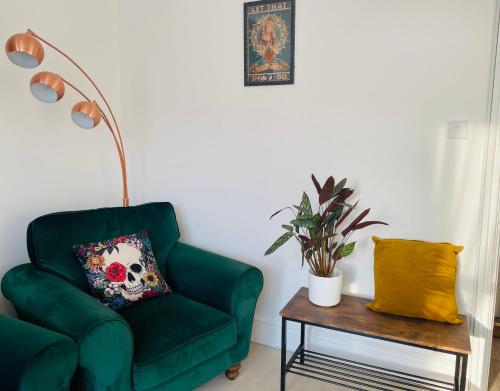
[265,174,387,307]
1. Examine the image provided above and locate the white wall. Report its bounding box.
[0,0,127,314]
[119,0,496,388]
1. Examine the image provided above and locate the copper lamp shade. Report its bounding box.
[71,101,101,129]
[30,72,65,103]
[5,32,44,68]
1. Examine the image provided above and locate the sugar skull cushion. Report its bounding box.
[73,231,171,310]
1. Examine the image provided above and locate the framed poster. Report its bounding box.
[244,0,295,86]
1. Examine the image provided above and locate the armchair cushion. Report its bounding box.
[74,231,171,310]
[27,202,180,291]
[165,243,264,363]
[119,292,237,390]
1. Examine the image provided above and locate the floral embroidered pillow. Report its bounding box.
[73,231,171,311]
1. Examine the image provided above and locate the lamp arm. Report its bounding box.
[61,78,125,161]
[61,77,129,206]
[27,28,129,207]
[26,30,126,157]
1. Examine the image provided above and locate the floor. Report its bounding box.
[199,339,500,390]
[490,337,500,390]
[198,343,344,391]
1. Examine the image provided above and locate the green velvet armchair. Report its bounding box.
[1,202,263,391]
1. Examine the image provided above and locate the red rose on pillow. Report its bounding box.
[105,262,127,282]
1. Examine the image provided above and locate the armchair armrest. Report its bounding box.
[2,264,134,391]
[165,242,263,363]
[0,315,77,391]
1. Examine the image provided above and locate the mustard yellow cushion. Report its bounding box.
[366,236,463,324]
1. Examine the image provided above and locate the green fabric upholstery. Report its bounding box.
[1,203,263,391]
[119,293,236,390]
[26,202,179,291]
[165,242,264,363]
[2,264,134,391]
[0,314,77,391]
[144,351,233,391]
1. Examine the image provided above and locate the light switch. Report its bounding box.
[448,121,469,139]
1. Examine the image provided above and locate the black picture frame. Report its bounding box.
[244,0,295,86]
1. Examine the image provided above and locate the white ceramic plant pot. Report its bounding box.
[308,268,343,307]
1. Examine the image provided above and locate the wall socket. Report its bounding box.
[447,120,469,139]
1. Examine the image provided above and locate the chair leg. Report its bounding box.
[225,363,241,380]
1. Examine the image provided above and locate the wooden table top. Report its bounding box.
[280,287,471,354]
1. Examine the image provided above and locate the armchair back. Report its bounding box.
[26,202,180,291]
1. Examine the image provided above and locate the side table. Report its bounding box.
[279,288,471,391]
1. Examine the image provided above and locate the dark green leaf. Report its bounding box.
[300,192,313,216]
[325,206,343,230]
[340,242,356,257]
[308,214,321,238]
[331,206,343,220]
[265,231,294,255]
[291,215,316,229]
[282,224,294,232]
[332,178,347,197]
[270,207,292,220]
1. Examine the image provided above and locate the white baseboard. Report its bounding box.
[251,315,456,381]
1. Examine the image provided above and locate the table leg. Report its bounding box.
[281,317,287,391]
[454,354,460,390]
[459,354,468,391]
[454,354,468,391]
[300,322,305,364]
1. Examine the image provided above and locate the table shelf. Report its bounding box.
[287,347,455,391]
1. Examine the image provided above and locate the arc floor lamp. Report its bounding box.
[5,29,129,207]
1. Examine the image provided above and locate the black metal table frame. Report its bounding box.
[280,317,468,391]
